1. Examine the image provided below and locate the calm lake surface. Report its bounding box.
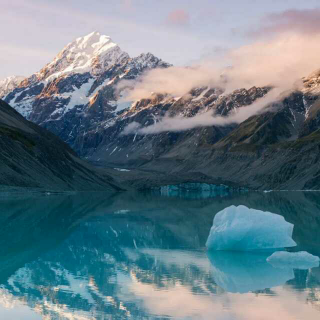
[0,189,320,319]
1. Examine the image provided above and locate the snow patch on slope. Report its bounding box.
[192,87,210,101]
[7,87,40,118]
[0,76,25,98]
[62,78,95,113]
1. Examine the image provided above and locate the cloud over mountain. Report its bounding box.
[166,9,190,26]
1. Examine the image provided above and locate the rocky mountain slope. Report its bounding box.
[0,99,121,191]
[0,76,25,98]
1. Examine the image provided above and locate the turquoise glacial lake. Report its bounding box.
[0,189,319,319]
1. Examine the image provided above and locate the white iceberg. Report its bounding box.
[267,251,320,269]
[208,251,294,293]
[206,205,297,251]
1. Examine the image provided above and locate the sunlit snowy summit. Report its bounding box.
[4,31,169,117]
[38,32,129,81]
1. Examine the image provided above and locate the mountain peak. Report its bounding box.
[74,31,115,52]
[37,32,129,81]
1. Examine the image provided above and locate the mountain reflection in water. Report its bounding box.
[0,190,320,319]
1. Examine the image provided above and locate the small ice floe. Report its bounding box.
[267,251,320,269]
[114,168,131,172]
[206,205,296,251]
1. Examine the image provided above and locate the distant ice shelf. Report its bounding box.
[206,205,297,251]
[153,183,248,199]
[267,251,320,269]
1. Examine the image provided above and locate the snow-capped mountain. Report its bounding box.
[5,32,168,119]
[4,31,170,141]
[3,32,273,167]
[37,32,129,81]
[4,32,320,190]
[0,76,25,98]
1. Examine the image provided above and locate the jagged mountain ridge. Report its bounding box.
[82,86,269,166]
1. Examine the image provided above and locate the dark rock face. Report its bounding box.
[0,99,121,191]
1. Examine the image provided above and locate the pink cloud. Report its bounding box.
[251,8,320,37]
[166,9,190,26]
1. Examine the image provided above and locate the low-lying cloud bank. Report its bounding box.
[119,9,320,135]
[123,89,283,135]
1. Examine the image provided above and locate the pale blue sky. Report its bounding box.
[1,0,320,78]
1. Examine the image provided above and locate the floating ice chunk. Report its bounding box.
[208,251,294,293]
[206,205,297,251]
[267,251,320,269]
